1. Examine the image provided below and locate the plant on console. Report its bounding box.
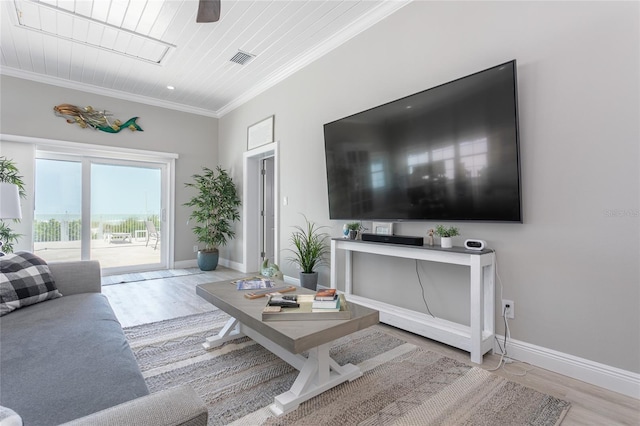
[346,222,362,231]
[434,225,460,238]
[345,221,363,240]
[435,225,460,249]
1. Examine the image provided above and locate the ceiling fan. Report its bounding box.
[196,0,221,23]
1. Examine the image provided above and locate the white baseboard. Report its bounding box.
[282,274,337,289]
[283,274,301,286]
[174,259,197,269]
[494,335,640,399]
[173,257,245,272]
[218,257,245,272]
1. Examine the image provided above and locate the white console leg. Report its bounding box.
[470,256,483,364]
[484,255,496,354]
[330,239,337,289]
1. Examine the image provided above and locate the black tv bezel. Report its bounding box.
[323,60,523,223]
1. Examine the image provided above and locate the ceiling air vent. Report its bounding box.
[230,50,256,65]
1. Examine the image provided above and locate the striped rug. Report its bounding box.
[124,311,571,426]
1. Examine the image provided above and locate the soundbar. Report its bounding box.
[361,233,424,246]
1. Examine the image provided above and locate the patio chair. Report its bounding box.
[145,221,160,250]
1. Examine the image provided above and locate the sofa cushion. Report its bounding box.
[0,251,61,316]
[0,293,149,426]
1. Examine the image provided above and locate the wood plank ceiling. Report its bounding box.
[0,0,410,117]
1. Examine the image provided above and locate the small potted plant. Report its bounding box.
[287,215,330,290]
[184,166,241,271]
[345,222,362,240]
[435,225,459,249]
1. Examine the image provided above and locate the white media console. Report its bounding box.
[330,238,496,364]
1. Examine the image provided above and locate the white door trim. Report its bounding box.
[243,141,279,274]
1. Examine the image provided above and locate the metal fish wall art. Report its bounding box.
[53,104,143,133]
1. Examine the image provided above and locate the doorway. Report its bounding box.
[261,157,275,263]
[243,142,279,273]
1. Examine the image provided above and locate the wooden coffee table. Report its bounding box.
[196,280,379,416]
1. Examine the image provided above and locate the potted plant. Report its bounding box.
[0,157,26,255]
[287,215,330,290]
[345,222,362,240]
[184,166,241,271]
[435,224,459,249]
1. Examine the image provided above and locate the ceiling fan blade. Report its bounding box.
[196,0,221,23]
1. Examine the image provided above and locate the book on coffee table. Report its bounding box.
[314,288,337,301]
[234,277,275,290]
[311,295,340,311]
[262,294,351,321]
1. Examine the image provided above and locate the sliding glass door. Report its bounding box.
[90,161,163,269]
[34,158,83,261]
[34,153,168,273]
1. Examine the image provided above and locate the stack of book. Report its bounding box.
[261,290,351,321]
[312,288,340,312]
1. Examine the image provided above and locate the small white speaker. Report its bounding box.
[464,239,486,251]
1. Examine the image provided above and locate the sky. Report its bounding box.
[35,159,161,217]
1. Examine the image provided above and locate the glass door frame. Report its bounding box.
[35,144,176,275]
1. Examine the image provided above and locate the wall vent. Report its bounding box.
[230,50,256,65]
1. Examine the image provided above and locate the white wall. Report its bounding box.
[219,1,639,374]
[0,76,218,263]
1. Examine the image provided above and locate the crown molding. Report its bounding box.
[216,0,413,117]
[0,67,219,118]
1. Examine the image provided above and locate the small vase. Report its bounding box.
[440,237,453,249]
[348,230,358,240]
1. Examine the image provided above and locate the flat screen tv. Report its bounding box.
[323,60,522,222]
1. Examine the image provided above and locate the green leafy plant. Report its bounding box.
[346,222,362,231]
[0,223,20,254]
[184,166,241,252]
[0,156,26,254]
[435,224,460,238]
[287,215,330,273]
[0,157,26,197]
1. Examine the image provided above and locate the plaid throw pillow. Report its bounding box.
[0,251,62,316]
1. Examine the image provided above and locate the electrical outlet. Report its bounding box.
[193,245,198,253]
[502,299,514,319]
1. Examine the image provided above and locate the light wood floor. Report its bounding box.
[102,267,640,425]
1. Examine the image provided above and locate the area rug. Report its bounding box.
[102,268,204,285]
[124,312,571,426]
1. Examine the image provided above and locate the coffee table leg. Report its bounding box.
[268,342,362,416]
[202,317,243,350]
[205,321,363,416]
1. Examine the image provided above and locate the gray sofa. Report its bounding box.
[0,260,208,426]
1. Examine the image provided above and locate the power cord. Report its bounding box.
[414,260,435,318]
[487,304,509,371]
[486,250,531,376]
